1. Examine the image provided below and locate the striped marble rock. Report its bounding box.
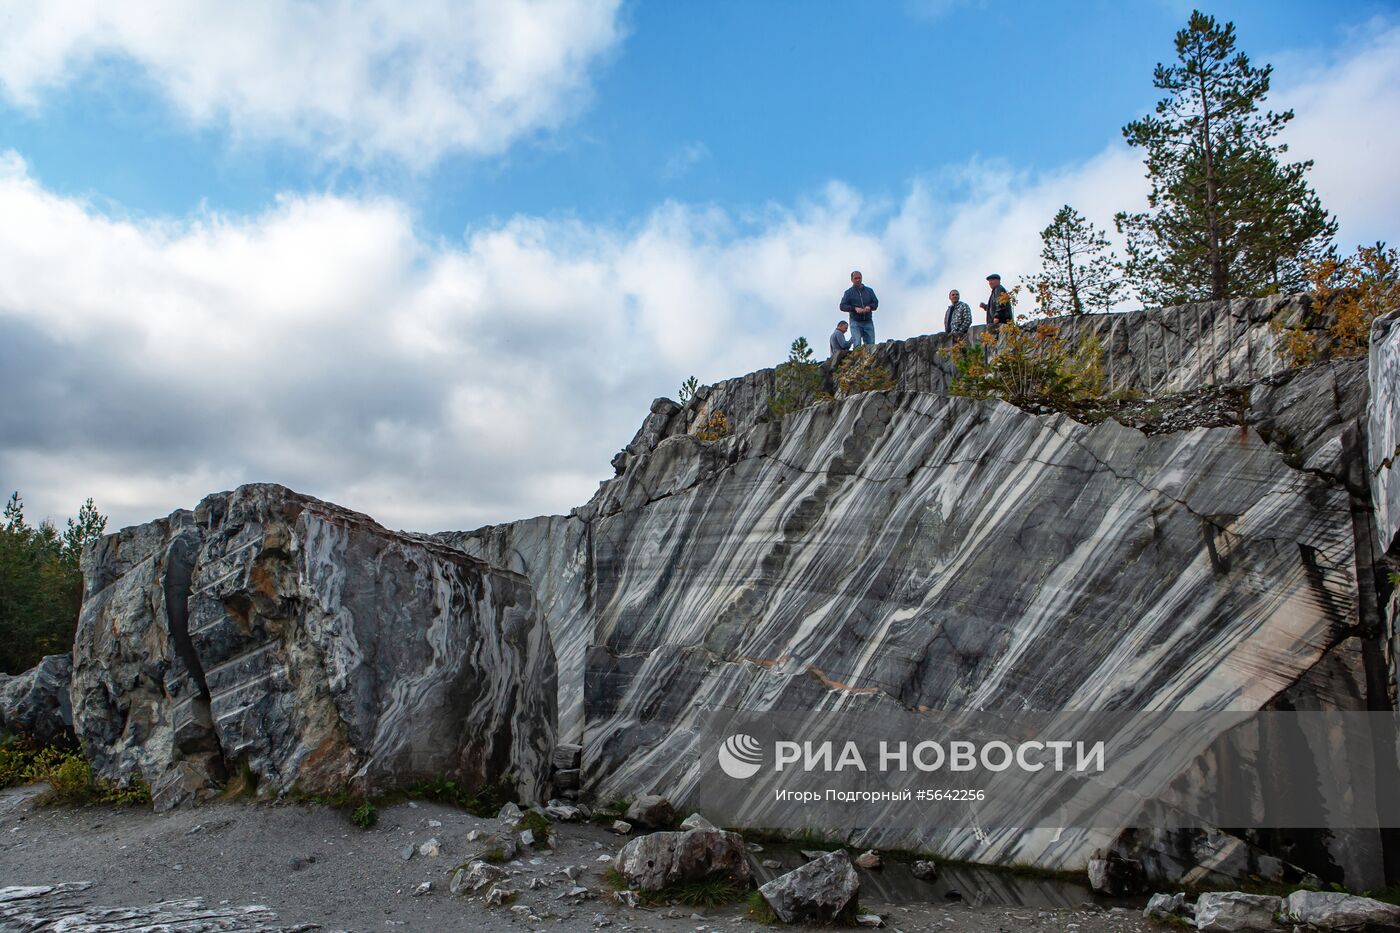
[446,363,1383,887]
[71,483,556,809]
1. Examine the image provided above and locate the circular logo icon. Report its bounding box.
[717,733,764,780]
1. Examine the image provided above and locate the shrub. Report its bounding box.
[351,800,378,828]
[678,376,700,404]
[695,410,732,442]
[835,346,895,396]
[769,337,830,419]
[518,808,552,844]
[407,776,511,817]
[947,323,1105,407]
[7,743,151,807]
[1274,242,1400,367]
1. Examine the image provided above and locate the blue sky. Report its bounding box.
[1,0,1397,532]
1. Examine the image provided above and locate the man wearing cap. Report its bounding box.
[980,274,1013,329]
[944,289,972,339]
[840,270,878,347]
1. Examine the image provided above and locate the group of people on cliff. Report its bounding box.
[828,271,1013,361]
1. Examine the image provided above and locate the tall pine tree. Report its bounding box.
[1116,11,1335,305]
[1028,205,1122,316]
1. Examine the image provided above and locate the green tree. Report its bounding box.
[678,376,700,405]
[0,493,107,674]
[768,337,828,419]
[1115,10,1335,304]
[1027,205,1122,316]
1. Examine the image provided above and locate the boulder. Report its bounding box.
[546,800,585,822]
[497,802,524,827]
[854,849,882,870]
[679,813,715,831]
[0,654,73,746]
[758,850,860,925]
[1087,854,1145,897]
[613,828,751,892]
[625,794,676,829]
[1281,890,1400,930]
[484,884,516,907]
[1194,892,1283,932]
[1144,892,1189,921]
[911,861,938,881]
[70,484,557,807]
[611,820,633,835]
[450,860,505,894]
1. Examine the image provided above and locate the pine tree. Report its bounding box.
[1028,205,1122,316]
[1116,10,1335,304]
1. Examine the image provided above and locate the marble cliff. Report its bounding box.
[17,294,1396,891]
[448,294,1395,890]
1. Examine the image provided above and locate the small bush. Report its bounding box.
[1274,242,1400,367]
[748,890,778,924]
[835,346,895,396]
[947,323,1105,408]
[769,337,831,419]
[351,800,377,828]
[5,743,151,807]
[678,376,700,404]
[694,410,732,442]
[408,776,511,817]
[518,808,552,844]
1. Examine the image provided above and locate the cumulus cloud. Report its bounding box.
[0,0,624,166]
[0,143,1138,535]
[1274,20,1400,249]
[1,16,1394,534]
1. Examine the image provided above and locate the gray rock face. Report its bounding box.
[612,827,751,892]
[1194,892,1283,931]
[1369,309,1400,555]
[0,654,73,746]
[433,301,1386,890]
[71,483,556,808]
[1281,889,1400,929]
[758,850,860,924]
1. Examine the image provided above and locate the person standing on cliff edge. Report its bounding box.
[944,289,972,339]
[980,273,1013,330]
[840,270,878,347]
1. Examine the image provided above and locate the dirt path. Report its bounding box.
[0,787,1157,932]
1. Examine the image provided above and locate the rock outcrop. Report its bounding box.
[438,300,1391,890]
[0,654,73,746]
[71,483,556,810]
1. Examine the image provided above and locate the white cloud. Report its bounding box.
[0,0,625,166]
[1274,20,1400,250]
[660,142,711,181]
[1,16,1394,535]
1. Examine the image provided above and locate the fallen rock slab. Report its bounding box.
[613,828,751,892]
[1195,892,1283,932]
[758,849,860,925]
[1281,890,1400,930]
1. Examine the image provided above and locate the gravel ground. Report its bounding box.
[0,787,1158,932]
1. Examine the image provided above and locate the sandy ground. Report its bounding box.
[0,786,1159,932]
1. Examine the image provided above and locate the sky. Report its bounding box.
[1,0,1398,534]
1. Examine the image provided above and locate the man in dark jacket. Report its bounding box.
[944,289,971,339]
[840,270,878,347]
[980,273,1013,329]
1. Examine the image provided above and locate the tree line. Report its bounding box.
[1026,10,1349,319]
[0,493,107,674]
